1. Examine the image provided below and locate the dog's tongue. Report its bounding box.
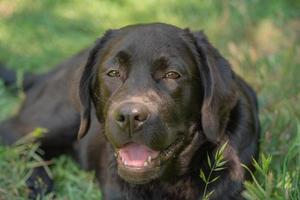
[119,143,159,167]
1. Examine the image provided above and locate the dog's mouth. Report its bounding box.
[117,143,160,169]
[115,138,184,184]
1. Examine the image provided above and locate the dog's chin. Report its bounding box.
[117,161,162,184]
[115,138,185,184]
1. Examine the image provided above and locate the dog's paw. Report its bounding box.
[26,166,54,199]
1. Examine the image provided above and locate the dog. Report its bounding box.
[0,23,260,200]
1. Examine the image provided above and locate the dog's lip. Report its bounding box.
[115,138,185,172]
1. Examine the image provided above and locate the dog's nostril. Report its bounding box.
[116,114,126,123]
[134,114,147,122]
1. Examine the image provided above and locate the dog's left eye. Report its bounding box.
[164,71,181,79]
[107,70,120,77]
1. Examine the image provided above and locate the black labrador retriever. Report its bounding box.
[0,23,260,200]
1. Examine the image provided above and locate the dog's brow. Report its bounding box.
[153,56,169,70]
[115,50,130,64]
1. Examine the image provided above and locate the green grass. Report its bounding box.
[0,140,101,199]
[0,0,299,199]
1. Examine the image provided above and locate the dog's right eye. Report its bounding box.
[107,70,120,77]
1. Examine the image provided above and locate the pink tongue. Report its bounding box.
[119,143,159,167]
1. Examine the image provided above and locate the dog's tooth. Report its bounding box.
[114,152,117,157]
[144,161,148,167]
[124,161,128,166]
[148,156,152,163]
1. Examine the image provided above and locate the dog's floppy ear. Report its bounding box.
[77,30,114,139]
[190,31,238,142]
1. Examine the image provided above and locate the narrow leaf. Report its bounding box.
[209,176,220,183]
[217,160,227,167]
[214,167,226,172]
[200,169,207,183]
[219,141,228,154]
[207,153,211,168]
[204,190,214,200]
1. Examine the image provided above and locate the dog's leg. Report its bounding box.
[0,118,55,198]
[0,76,81,199]
[0,113,79,198]
[0,63,37,91]
[26,166,54,199]
[0,49,91,198]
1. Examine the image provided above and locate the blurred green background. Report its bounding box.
[0,0,299,199]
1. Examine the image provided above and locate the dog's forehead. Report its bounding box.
[111,23,189,57]
[119,23,183,39]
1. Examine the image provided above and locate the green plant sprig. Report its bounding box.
[200,141,228,200]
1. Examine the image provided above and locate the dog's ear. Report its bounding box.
[189,31,238,142]
[77,30,114,139]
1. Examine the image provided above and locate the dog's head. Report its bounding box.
[77,23,237,184]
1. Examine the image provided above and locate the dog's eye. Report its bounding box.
[107,70,120,77]
[164,71,181,79]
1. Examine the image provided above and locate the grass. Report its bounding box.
[0,0,299,199]
[0,141,102,199]
[200,142,228,200]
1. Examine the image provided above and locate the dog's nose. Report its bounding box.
[114,103,149,132]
